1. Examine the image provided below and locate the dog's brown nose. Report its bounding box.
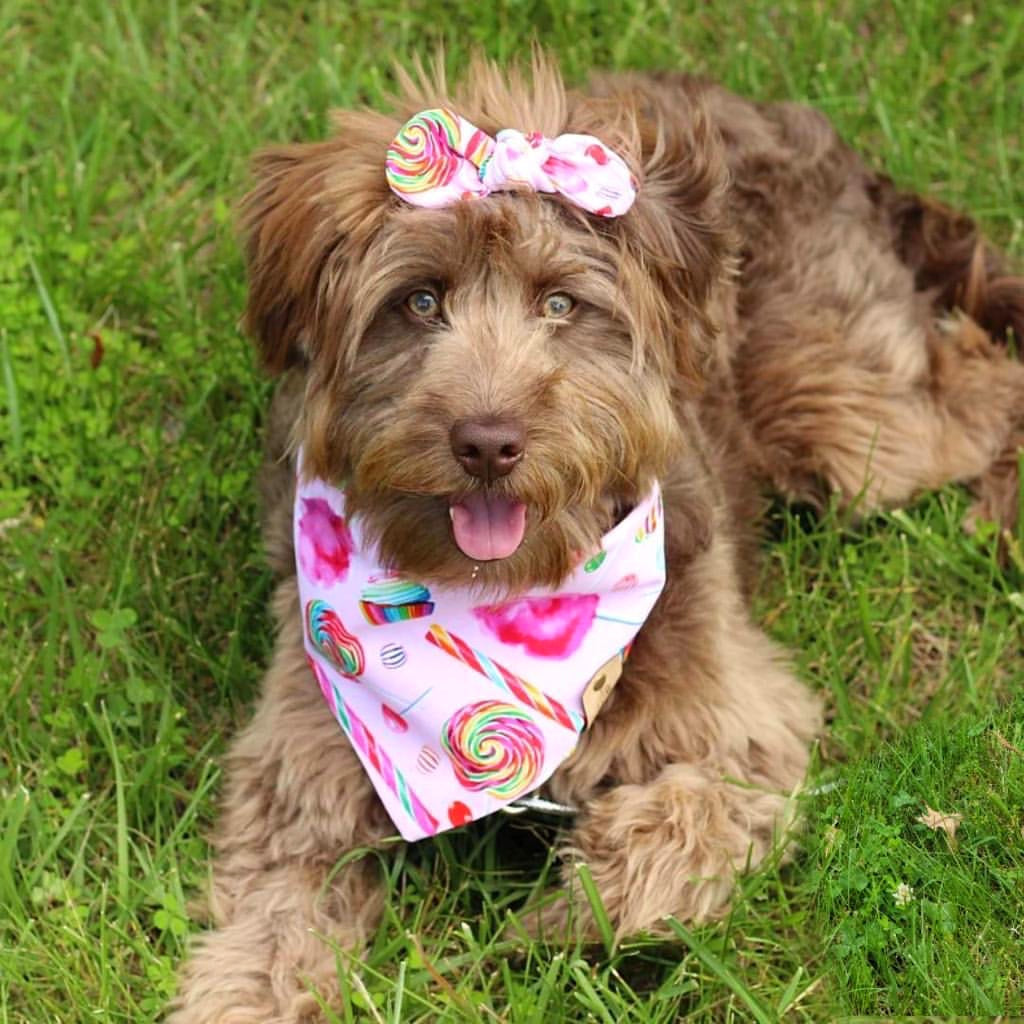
[450,417,525,482]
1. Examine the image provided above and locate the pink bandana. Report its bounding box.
[385,107,637,217]
[295,456,666,841]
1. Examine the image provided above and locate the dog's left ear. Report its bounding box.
[578,83,732,392]
[629,100,731,391]
[240,113,395,374]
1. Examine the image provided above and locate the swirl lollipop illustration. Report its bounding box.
[442,700,545,801]
[305,599,365,677]
[385,108,463,195]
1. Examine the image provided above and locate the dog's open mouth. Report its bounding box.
[449,493,527,561]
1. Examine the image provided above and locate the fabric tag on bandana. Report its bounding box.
[294,451,667,841]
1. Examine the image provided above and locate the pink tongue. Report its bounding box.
[450,494,527,561]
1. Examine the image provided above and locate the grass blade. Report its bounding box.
[664,917,777,1024]
[575,861,616,957]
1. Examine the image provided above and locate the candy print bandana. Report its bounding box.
[295,454,666,841]
[385,107,638,217]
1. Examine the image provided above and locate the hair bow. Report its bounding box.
[385,107,637,217]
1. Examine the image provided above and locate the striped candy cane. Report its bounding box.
[426,624,583,733]
[331,686,439,836]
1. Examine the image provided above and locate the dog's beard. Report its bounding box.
[339,457,619,595]
[305,362,678,594]
[345,491,614,594]
[315,398,622,592]
[302,367,677,593]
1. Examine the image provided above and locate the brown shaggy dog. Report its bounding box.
[170,55,1024,1022]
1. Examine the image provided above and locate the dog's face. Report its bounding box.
[243,64,728,592]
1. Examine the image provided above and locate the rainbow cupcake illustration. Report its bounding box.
[359,573,435,625]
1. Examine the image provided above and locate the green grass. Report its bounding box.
[1,1,1022,1020]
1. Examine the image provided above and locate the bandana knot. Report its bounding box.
[385,107,637,217]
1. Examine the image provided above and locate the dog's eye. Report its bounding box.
[406,289,441,319]
[542,292,575,319]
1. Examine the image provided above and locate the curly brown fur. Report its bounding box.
[169,54,1024,1022]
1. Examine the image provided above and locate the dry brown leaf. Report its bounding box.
[916,804,963,846]
[993,730,1024,757]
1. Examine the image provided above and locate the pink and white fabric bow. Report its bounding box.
[385,107,637,217]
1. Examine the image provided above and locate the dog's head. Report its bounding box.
[243,56,729,592]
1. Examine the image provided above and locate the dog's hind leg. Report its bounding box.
[712,92,1024,530]
[883,187,1024,534]
[168,581,396,1024]
[734,223,1024,529]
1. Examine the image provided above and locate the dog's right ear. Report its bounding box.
[241,140,346,374]
[240,114,395,374]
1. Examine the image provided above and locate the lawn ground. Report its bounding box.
[1,1,1022,1020]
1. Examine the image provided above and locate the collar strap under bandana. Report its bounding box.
[294,453,666,841]
[385,107,638,217]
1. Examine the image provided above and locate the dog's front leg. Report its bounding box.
[170,584,397,1024]
[530,763,797,942]
[527,599,821,942]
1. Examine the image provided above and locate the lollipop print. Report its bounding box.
[385,109,464,195]
[381,704,409,733]
[333,693,439,837]
[448,801,473,827]
[305,600,365,677]
[427,625,583,732]
[442,700,545,801]
[306,653,338,716]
